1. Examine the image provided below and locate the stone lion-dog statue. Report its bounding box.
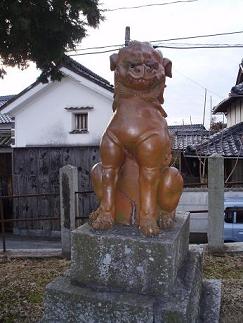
[89,41,183,236]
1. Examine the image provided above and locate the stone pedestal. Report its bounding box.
[42,213,221,323]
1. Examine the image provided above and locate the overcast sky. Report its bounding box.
[0,0,243,128]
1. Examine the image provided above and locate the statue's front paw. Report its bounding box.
[89,208,100,224]
[91,211,114,230]
[158,210,175,229]
[139,217,160,237]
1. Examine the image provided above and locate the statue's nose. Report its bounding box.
[132,64,145,78]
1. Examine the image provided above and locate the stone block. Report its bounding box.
[42,249,217,323]
[199,279,221,323]
[157,250,203,322]
[41,275,155,323]
[70,212,189,296]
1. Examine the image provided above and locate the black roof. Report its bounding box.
[0,95,16,108]
[186,122,243,157]
[0,130,11,147]
[0,113,13,124]
[0,56,113,111]
[214,59,243,114]
[168,124,209,151]
[169,124,207,133]
[236,59,243,85]
[213,95,243,114]
[62,56,113,93]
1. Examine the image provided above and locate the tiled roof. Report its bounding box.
[214,59,243,114]
[0,130,11,147]
[213,94,243,114]
[186,122,243,157]
[0,95,15,108]
[62,56,114,93]
[65,106,94,110]
[168,124,207,133]
[231,82,243,95]
[0,113,13,124]
[236,59,243,85]
[168,124,209,150]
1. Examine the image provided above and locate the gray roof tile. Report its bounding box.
[168,124,209,151]
[0,131,11,147]
[0,113,13,124]
[187,122,243,157]
[0,95,15,108]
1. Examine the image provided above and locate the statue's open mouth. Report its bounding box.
[126,73,160,89]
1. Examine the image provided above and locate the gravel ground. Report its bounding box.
[0,253,242,322]
[203,253,243,323]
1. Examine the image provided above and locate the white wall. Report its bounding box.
[227,98,243,127]
[10,76,113,147]
[177,189,243,232]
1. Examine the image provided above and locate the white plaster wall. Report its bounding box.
[13,77,113,147]
[177,189,243,232]
[227,99,243,127]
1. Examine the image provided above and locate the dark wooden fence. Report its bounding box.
[11,146,100,233]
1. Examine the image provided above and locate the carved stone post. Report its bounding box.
[60,165,78,258]
[208,153,224,251]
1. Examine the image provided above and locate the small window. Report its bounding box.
[224,208,233,223]
[236,209,243,224]
[71,113,88,134]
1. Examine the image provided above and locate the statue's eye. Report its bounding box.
[146,62,158,69]
[129,63,136,68]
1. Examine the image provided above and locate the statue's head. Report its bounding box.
[110,41,172,91]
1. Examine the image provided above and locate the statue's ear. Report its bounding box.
[110,53,118,71]
[163,58,172,78]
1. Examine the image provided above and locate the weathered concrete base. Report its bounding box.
[199,280,222,323]
[70,213,189,296]
[42,253,220,322]
[42,213,221,322]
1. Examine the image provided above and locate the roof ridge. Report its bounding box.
[62,55,113,89]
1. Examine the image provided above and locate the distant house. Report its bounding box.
[186,122,243,184]
[213,58,243,128]
[0,112,14,151]
[1,56,113,147]
[168,124,209,183]
[185,58,243,185]
[0,97,15,185]
[0,101,15,230]
[0,56,113,236]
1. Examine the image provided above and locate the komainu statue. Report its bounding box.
[89,41,183,236]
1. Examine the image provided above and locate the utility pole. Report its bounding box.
[125,26,130,46]
[202,88,207,126]
[209,95,213,128]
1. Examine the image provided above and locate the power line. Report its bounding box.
[68,43,243,57]
[152,30,243,44]
[67,30,243,53]
[67,44,121,52]
[156,44,243,49]
[69,48,120,56]
[102,0,197,12]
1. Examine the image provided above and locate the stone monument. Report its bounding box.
[42,42,221,322]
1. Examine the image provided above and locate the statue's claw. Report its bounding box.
[89,208,100,224]
[158,210,175,229]
[91,210,114,230]
[139,217,160,237]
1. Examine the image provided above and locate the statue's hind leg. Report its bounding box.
[135,134,171,236]
[91,132,124,230]
[158,167,183,228]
